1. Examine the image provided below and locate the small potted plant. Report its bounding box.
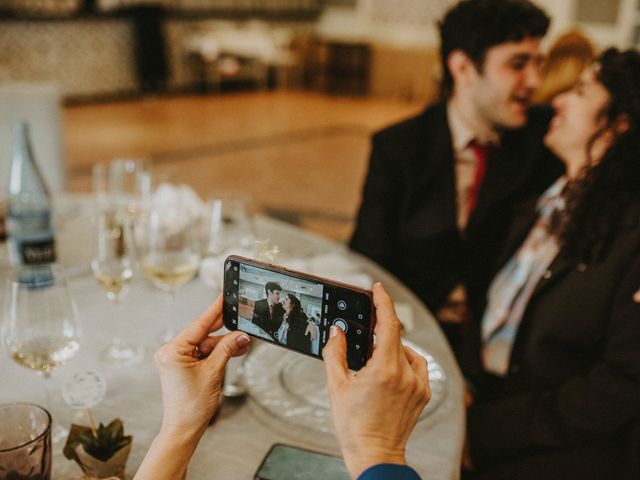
[63,418,132,480]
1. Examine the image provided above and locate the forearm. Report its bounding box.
[134,428,202,480]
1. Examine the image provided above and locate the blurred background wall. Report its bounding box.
[2,0,639,103]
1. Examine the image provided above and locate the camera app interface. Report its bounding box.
[235,263,324,356]
[225,259,372,367]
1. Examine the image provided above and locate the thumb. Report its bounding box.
[205,332,251,373]
[322,326,349,390]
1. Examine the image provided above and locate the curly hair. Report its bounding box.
[560,48,640,262]
[285,293,303,317]
[439,0,550,98]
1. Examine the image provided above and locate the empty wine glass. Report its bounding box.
[204,195,255,256]
[91,211,143,365]
[109,158,152,224]
[141,207,201,343]
[2,264,81,443]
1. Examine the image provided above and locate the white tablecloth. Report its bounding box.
[0,195,464,479]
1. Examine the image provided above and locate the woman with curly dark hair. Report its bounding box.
[460,48,640,480]
[275,293,314,354]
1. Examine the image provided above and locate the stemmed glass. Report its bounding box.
[91,211,143,365]
[2,264,81,443]
[109,158,152,224]
[204,195,256,256]
[141,207,201,343]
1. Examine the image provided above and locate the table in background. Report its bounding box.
[0,195,464,479]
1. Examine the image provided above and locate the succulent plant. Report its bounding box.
[64,418,132,463]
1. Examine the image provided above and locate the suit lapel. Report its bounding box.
[413,103,458,232]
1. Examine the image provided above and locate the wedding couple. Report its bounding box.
[252,281,319,355]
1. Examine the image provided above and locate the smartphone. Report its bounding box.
[223,255,375,371]
[254,444,350,480]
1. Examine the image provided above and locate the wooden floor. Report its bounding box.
[64,90,423,241]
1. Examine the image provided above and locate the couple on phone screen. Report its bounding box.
[253,281,319,354]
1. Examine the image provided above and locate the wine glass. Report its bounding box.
[141,207,201,343]
[2,264,81,443]
[91,211,143,365]
[204,194,256,256]
[109,158,152,224]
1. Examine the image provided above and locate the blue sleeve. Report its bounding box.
[357,464,422,480]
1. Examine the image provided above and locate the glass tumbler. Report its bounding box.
[0,403,52,480]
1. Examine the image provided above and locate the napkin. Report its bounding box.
[151,183,207,226]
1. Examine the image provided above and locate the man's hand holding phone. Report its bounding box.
[323,282,431,479]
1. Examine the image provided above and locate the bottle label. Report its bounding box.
[7,211,56,266]
[18,237,56,264]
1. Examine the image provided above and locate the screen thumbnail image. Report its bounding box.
[238,264,323,355]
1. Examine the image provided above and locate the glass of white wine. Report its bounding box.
[2,264,81,443]
[91,211,143,365]
[142,207,201,343]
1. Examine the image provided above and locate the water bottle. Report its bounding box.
[6,120,56,267]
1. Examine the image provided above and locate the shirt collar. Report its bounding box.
[447,99,500,153]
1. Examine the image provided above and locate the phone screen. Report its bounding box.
[254,444,350,480]
[223,256,374,370]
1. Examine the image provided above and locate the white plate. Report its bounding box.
[241,339,447,434]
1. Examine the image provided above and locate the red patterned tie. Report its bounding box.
[467,140,489,216]
[269,304,274,319]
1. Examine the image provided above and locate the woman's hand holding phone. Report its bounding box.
[135,294,251,480]
[323,283,431,479]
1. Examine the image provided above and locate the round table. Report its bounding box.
[0,195,464,479]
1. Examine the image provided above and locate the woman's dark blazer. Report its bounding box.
[458,198,640,480]
[285,311,311,354]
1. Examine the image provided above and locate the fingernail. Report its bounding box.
[236,334,251,346]
[330,326,338,338]
[374,282,382,288]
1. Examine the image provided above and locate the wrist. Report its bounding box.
[157,423,204,454]
[342,446,406,479]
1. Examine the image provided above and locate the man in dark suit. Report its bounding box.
[350,0,563,343]
[252,281,285,339]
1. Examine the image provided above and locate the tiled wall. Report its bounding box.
[0,19,139,99]
[0,0,321,100]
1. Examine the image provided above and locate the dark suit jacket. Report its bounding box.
[350,101,564,314]
[252,299,284,339]
[459,198,640,480]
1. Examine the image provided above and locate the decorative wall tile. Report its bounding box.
[0,20,138,98]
